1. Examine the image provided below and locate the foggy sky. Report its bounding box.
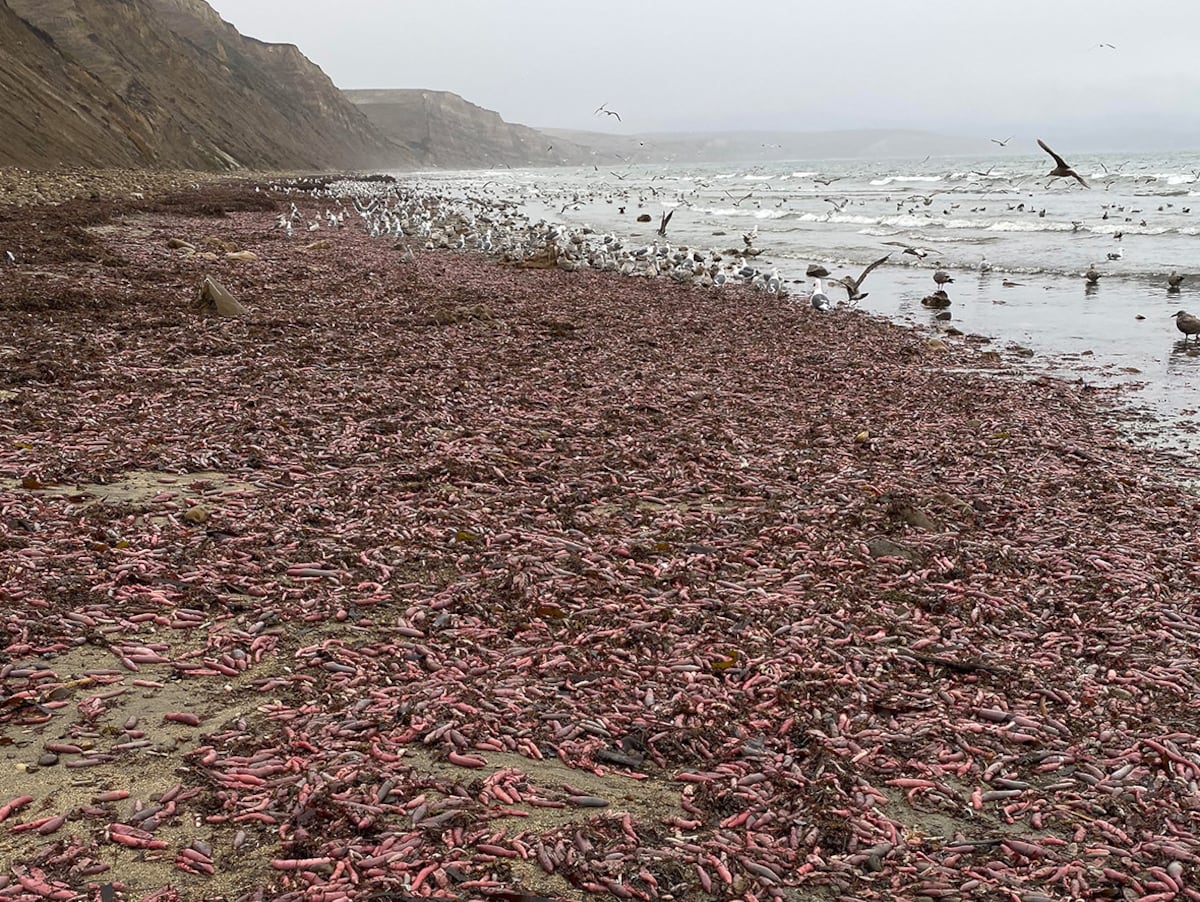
[207,0,1200,150]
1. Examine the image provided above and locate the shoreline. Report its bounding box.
[2,175,1200,900]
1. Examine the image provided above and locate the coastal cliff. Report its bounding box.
[0,0,407,171]
[345,89,593,169]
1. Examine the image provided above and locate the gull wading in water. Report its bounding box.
[1173,310,1200,341]
[1037,138,1089,188]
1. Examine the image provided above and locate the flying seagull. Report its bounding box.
[882,240,938,259]
[1038,138,1089,188]
[990,135,1014,147]
[657,208,674,237]
[594,103,621,122]
[832,254,891,301]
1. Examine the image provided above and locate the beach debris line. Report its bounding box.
[3,179,1200,899]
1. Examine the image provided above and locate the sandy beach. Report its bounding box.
[2,174,1200,901]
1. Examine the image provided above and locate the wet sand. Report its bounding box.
[2,177,1200,901]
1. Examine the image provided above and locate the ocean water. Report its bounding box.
[389,149,1200,456]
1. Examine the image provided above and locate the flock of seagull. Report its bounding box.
[262,131,1197,345]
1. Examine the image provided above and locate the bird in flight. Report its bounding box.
[594,103,621,122]
[1092,42,1117,50]
[833,254,891,302]
[1037,138,1089,188]
[990,135,1014,147]
[882,241,937,259]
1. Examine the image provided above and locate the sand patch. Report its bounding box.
[3,469,256,511]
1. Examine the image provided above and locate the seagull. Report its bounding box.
[657,208,674,237]
[1085,264,1102,284]
[594,103,622,122]
[1037,139,1089,188]
[4,250,15,265]
[832,254,891,302]
[1107,247,1123,262]
[979,255,992,274]
[1092,42,1117,50]
[990,135,1014,147]
[1168,271,1184,290]
[724,190,754,206]
[1173,310,1200,341]
[933,270,954,290]
[810,279,832,312]
[882,241,937,259]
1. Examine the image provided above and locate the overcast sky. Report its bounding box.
[207,0,1200,148]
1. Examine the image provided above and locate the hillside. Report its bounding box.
[346,89,594,170]
[0,0,408,171]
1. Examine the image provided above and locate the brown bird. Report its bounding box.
[1173,310,1200,340]
[1085,264,1101,284]
[1168,271,1185,290]
[933,270,954,290]
[1037,139,1089,188]
[832,254,891,301]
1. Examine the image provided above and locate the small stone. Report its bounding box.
[183,505,209,524]
[37,753,59,767]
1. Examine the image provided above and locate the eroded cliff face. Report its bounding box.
[0,0,410,171]
[346,89,593,169]
[0,1,147,168]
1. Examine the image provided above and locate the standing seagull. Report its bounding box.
[1168,271,1185,291]
[1173,310,1200,340]
[832,254,891,301]
[1085,263,1102,284]
[810,279,832,312]
[933,269,954,291]
[1037,139,1089,188]
[594,103,622,122]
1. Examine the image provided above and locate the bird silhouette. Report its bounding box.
[832,254,891,301]
[594,103,622,122]
[1037,139,1089,188]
